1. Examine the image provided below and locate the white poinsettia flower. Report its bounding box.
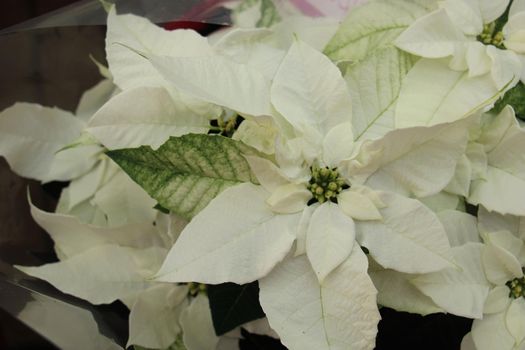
[151,38,472,350]
[395,0,525,89]
[462,208,525,350]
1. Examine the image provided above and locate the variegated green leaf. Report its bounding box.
[107,134,262,220]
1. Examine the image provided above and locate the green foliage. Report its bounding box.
[108,134,263,220]
[208,282,265,335]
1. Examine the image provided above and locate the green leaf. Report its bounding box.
[107,134,262,220]
[492,81,525,119]
[208,282,265,335]
[323,0,433,62]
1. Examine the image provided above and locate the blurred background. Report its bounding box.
[0,1,105,348]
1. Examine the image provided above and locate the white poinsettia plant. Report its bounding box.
[2,0,525,349]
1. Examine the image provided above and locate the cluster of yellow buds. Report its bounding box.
[306,167,347,204]
[478,22,505,48]
[506,276,525,299]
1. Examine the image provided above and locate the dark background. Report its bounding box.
[0,1,105,348]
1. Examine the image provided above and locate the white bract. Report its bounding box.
[396,0,525,88]
[463,209,525,350]
[150,37,472,350]
[394,0,525,127]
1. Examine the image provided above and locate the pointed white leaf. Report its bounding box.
[232,117,278,154]
[437,210,480,246]
[369,268,442,315]
[411,243,490,318]
[345,47,416,142]
[471,313,515,350]
[395,9,467,58]
[128,284,188,349]
[478,0,510,22]
[506,298,525,345]
[324,0,432,62]
[266,183,311,214]
[356,192,455,273]
[295,203,318,257]
[306,203,355,283]
[180,294,219,350]
[30,200,163,259]
[349,119,469,197]
[486,46,522,89]
[504,12,525,54]
[338,190,382,221]
[106,7,212,91]
[420,192,461,212]
[445,154,471,197]
[322,122,355,167]
[478,205,525,241]
[91,171,157,227]
[482,241,523,285]
[154,183,299,284]
[440,0,483,36]
[470,107,525,215]
[0,103,84,181]
[87,87,209,150]
[16,245,163,304]
[244,155,289,192]
[76,79,116,123]
[260,250,380,350]
[150,54,271,117]
[395,58,502,127]
[271,39,352,137]
[484,285,511,314]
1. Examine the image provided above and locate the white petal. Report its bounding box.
[369,268,443,315]
[259,250,380,350]
[16,245,162,304]
[266,183,311,214]
[180,294,219,350]
[484,286,511,314]
[510,0,525,17]
[504,13,525,54]
[0,103,84,181]
[322,122,355,167]
[478,0,510,22]
[232,117,278,154]
[350,119,469,197]
[127,284,188,348]
[445,154,472,197]
[271,39,352,137]
[472,313,515,350]
[150,54,271,117]
[154,183,299,284]
[477,205,525,240]
[91,171,157,227]
[244,155,290,192]
[466,42,492,77]
[482,242,523,285]
[29,200,162,260]
[306,203,355,283]
[295,203,318,257]
[395,9,467,58]
[395,58,501,127]
[411,243,490,319]
[105,7,212,91]
[461,333,477,350]
[355,192,455,273]
[486,46,522,89]
[437,210,480,246]
[338,190,382,221]
[420,192,461,212]
[466,142,488,180]
[506,298,525,345]
[76,79,116,123]
[486,230,525,262]
[87,87,209,150]
[345,47,415,142]
[440,0,483,36]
